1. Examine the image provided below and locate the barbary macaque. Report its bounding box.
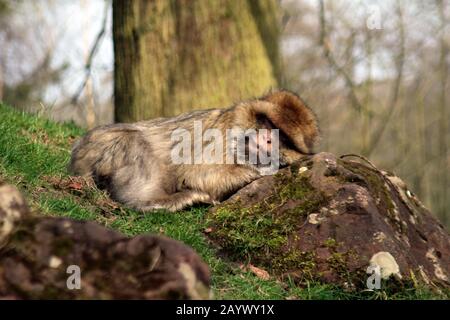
[69,90,319,212]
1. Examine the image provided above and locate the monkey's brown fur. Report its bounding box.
[69,90,319,212]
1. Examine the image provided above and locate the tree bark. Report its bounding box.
[437,0,448,226]
[112,0,279,122]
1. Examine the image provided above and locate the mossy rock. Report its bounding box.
[207,152,450,291]
[0,182,210,299]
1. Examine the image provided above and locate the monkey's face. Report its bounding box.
[247,113,313,169]
[217,90,318,174]
[233,90,319,174]
[245,114,275,158]
[260,90,320,158]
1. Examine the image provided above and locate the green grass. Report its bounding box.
[0,103,447,300]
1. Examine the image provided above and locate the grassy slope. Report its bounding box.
[0,103,446,300]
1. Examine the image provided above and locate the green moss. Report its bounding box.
[207,166,328,275]
[272,250,317,281]
[321,244,367,289]
[327,252,349,277]
[324,238,338,248]
[208,205,288,255]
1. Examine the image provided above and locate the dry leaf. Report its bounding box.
[68,182,83,190]
[249,264,270,280]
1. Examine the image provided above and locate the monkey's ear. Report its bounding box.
[257,90,319,154]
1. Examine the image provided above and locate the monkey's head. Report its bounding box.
[235,90,319,169]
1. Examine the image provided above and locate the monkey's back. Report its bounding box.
[69,123,160,191]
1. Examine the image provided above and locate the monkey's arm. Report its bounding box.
[137,190,214,212]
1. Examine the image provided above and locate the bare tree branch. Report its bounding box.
[318,0,366,114]
[363,0,405,156]
[71,1,110,105]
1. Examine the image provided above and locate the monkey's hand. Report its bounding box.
[204,198,221,206]
[211,200,221,206]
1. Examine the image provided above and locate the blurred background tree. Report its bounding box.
[0,0,448,228]
[0,0,68,111]
[112,0,280,122]
[281,0,449,226]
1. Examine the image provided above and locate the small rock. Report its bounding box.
[298,166,308,174]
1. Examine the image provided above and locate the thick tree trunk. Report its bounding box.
[437,0,448,226]
[113,0,279,122]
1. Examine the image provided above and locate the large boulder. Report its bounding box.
[207,152,450,289]
[0,182,210,299]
